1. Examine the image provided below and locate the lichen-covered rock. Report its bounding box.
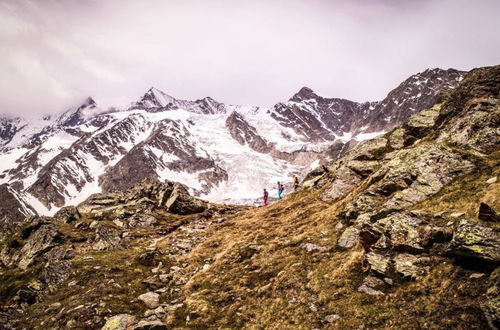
[348,137,388,161]
[41,260,71,287]
[366,252,391,276]
[404,103,441,139]
[128,214,158,228]
[360,212,426,253]
[388,127,406,150]
[320,167,361,201]
[393,253,430,279]
[0,219,62,270]
[93,226,122,251]
[347,160,380,177]
[447,219,500,263]
[102,314,137,330]
[337,226,360,249]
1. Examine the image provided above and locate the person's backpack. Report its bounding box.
[280,184,284,190]
[264,191,269,197]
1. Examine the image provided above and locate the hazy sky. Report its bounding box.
[1,0,499,117]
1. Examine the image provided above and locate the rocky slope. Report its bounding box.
[0,65,497,329]
[0,68,464,216]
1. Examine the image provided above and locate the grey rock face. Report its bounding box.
[447,219,500,263]
[138,292,160,309]
[341,143,474,222]
[337,227,360,249]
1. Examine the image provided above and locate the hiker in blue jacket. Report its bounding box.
[277,181,284,199]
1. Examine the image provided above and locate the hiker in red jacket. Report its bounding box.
[263,188,269,206]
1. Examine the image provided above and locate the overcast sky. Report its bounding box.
[1,0,499,117]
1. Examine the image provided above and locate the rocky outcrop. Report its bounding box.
[78,178,207,218]
[446,220,500,263]
[479,203,500,223]
[341,143,474,222]
[0,218,63,270]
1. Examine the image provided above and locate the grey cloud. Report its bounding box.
[0,0,499,117]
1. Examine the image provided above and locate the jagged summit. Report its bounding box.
[289,86,318,102]
[131,87,177,110]
[131,87,227,115]
[55,96,102,127]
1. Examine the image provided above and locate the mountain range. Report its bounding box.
[0,65,497,329]
[0,68,464,217]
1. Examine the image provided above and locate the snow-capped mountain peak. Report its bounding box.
[134,87,177,109]
[289,86,319,102]
[55,96,102,127]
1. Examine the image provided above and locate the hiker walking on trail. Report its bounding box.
[277,181,284,199]
[292,175,299,191]
[263,188,269,206]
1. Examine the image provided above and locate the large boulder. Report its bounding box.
[365,252,391,276]
[447,219,500,263]
[78,179,207,218]
[435,66,500,154]
[403,104,441,139]
[359,212,427,254]
[102,314,137,330]
[163,183,206,215]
